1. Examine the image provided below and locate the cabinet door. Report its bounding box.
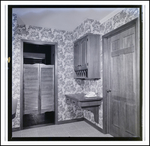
[74,43,80,70]
[81,38,87,69]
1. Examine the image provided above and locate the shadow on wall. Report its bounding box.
[12,98,17,119]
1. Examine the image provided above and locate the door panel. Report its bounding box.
[40,64,54,113]
[108,25,138,137]
[23,64,39,114]
[125,103,136,136]
[23,64,54,115]
[74,43,80,70]
[81,38,87,69]
[112,100,120,128]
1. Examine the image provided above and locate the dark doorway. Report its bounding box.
[23,112,55,128]
[23,42,55,129]
[23,42,55,65]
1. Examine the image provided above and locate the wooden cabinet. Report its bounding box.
[74,33,100,79]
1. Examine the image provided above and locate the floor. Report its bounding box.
[12,121,112,137]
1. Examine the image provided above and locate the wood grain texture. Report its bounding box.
[74,42,80,70]
[81,37,87,69]
[23,64,54,115]
[109,24,137,137]
[20,40,58,129]
[23,64,39,115]
[88,34,100,79]
[103,19,140,137]
[102,36,110,134]
[40,65,54,112]
[74,33,100,79]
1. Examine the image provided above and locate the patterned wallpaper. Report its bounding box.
[72,18,103,128]
[100,8,139,35]
[72,8,139,129]
[12,8,139,129]
[12,14,84,128]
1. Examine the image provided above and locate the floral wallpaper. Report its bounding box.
[72,18,103,128]
[100,8,139,35]
[12,8,139,129]
[12,14,84,128]
[72,8,139,129]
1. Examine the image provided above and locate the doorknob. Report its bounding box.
[106,89,111,93]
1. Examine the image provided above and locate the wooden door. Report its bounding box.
[108,25,139,137]
[23,64,40,114]
[23,64,54,115]
[40,64,54,113]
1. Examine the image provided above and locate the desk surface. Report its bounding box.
[65,93,103,102]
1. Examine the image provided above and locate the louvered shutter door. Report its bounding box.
[40,64,54,113]
[23,64,39,114]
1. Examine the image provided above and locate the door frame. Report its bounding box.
[20,39,58,130]
[102,18,141,136]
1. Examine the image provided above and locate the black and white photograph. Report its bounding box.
[1,1,149,145]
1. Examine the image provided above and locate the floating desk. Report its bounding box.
[65,93,103,123]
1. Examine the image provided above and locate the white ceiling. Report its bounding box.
[13,8,123,32]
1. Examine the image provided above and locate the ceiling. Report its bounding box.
[13,8,123,32]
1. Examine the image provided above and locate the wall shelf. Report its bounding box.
[65,93,103,123]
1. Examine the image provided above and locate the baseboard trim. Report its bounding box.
[12,127,20,132]
[57,118,84,124]
[12,118,103,134]
[84,119,103,133]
